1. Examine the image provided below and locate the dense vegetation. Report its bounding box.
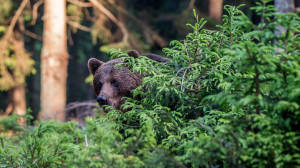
[1,1,300,167]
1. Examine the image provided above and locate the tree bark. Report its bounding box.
[275,0,295,13]
[40,0,68,121]
[5,16,27,126]
[274,0,295,35]
[6,84,26,125]
[209,0,224,22]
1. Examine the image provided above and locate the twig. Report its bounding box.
[125,130,143,158]
[188,0,196,9]
[115,141,126,156]
[181,69,188,91]
[67,0,93,7]
[199,122,216,136]
[183,40,192,64]
[175,64,194,91]
[24,30,42,41]
[83,8,95,21]
[106,0,167,47]
[31,0,44,25]
[106,0,138,22]
[89,0,128,42]
[84,134,89,146]
[65,101,100,124]
[176,64,193,76]
[159,149,187,168]
[67,26,74,45]
[65,101,99,112]
[3,0,30,40]
[66,19,93,32]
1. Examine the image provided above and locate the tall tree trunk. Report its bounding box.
[275,0,295,13]
[6,84,26,125]
[5,16,27,126]
[274,0,295,35]
[209,0,224,22]
[40,0,68,121]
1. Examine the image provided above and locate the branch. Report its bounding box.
[24,30,42,41]
[67,26,74,45]
[65,101,99,112]
[67,0,93,7]
[66,19,93,32]
[106,0,139,22]
[3,104,13,117]
[106,0,167,47]
[31,0,44,25]
[83,8,95,21]
[188,0,196,9]
[89,0,128,42]
[3,0,30,40]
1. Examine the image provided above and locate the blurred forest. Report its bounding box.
[0,0,299,122]
[0,0,299,167]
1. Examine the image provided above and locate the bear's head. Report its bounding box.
[88,50,170,112]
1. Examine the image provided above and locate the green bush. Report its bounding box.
[1,1,299,167]
[0,114,23,132]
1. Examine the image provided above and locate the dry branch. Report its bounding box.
[3,0,30,40]
[65,101,99,112]
[66,19,93,32]
[65,100,101,124]
[67,0,93,7]
[24,30,42,41]
[31,0,44,25]
[89,0,128,42]
[188,0,196,9]
[106,0,167,47]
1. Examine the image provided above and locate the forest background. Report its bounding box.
[0,0,299,167]
[0,0,298,123]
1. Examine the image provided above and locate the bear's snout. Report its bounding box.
[97,95,108,106]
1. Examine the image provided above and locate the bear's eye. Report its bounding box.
[111,79,119,88]
[97,82,102,90]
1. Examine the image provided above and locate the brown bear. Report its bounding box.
[88,50,170,112]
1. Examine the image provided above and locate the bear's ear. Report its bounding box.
[127,50,140,58]
[88,58,104,75]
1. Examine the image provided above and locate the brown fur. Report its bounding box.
[128,50,171,62]
[88,50,170,112]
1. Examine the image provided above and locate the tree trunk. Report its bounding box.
[274,0,295,35]
[5,16,27,126]
[275,0,295,13]
[5,84,26,126]
[209,0,224,22]
[40,0,68,121]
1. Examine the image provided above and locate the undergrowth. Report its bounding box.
[1,1,299,167]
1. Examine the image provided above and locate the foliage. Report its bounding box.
[0,0,35,90]
[1,122,81,167]
[0,114,23,132]
[1,1,300,167]
[0,109,33,132]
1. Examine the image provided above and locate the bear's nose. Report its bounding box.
[97,95,107,105]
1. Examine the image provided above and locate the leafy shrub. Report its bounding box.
[1,1,300,167]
